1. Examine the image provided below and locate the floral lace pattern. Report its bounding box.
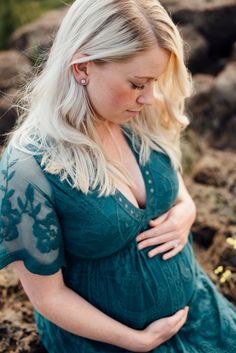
[0,158,19,243]
[0,147,65,273]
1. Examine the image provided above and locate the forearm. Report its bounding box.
[35,285,141,351]
[177,172,195,204]
[175,172,196,228]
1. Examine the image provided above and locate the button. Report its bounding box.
[119,197,122,202]
[125,204,128,208]
[150,188,154,193]
[131,210,134,214]
[148,179,152,184]
[145,170,150,175]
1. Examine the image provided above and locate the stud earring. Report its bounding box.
[80,78,87,86]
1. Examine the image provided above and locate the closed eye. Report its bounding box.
[131,83,145,90]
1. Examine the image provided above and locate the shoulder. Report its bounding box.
[0,145,52,197]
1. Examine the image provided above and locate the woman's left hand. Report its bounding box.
[136,196,196,260]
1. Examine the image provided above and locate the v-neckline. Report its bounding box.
[112,127,153,213]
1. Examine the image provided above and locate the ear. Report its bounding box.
[71,53,90,85]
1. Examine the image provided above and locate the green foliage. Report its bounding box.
[0,0,73,50]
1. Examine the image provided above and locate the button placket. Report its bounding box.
[142,166,156,209]
[114,193,144,221]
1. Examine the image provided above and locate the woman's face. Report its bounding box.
[85,44,170,124]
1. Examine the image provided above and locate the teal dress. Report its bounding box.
[0,131,236,353]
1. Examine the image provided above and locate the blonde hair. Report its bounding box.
[11,0,192,196]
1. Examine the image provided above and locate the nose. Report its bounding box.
[136,85,155,106]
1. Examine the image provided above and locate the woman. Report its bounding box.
[0,0,235,352]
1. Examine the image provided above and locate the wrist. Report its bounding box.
[129,329,153,352]
[176,195,196,222]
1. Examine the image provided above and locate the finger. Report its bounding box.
[162,243,184,260]
[166,306,187,326]
[159,308,188,344]
[174,307,189,330]
[136,223,175,242]
[137,232,176,250]
[149,211,170,227]
[168,307,189,327]
[147,240,182,258]
[173,307,189,332]
[149,218,180,237]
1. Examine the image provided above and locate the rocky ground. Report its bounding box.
[0,0,236,352]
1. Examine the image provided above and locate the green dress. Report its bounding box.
[0,130,236,353]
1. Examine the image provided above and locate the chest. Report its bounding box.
[102,132,147,208]
[50,149,179,260]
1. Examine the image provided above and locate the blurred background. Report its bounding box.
[0,0,73,50]
[0,0,236,352]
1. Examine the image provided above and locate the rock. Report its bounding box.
[184,149,236,248]
[187,74,215,141]
[0,268,47,353]
[162,0,236,56]
[179,25,209,74]
[214,61,236,107]
[210,61,236,149]
[188,64,236,150]
[186,181,233,247]
[0,268,19,290]
[0,317,46,353]
[11,8,67,63]
[181,129,207,175]
[0,51,31,92]
[192,222,218,248]
[205,228,236,304]
[192,149,235,187]
[183,147,236,303]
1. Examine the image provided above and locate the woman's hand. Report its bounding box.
[136,174,196,260]
[132,307,189,352]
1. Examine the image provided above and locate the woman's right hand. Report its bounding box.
[132,306,189,352]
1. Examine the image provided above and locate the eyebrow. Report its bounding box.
[134,76,158,81]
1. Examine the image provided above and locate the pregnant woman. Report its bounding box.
[0,0,236,352]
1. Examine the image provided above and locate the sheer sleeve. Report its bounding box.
[0,146,66,275]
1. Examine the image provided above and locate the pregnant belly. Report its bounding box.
[66,238,196,330]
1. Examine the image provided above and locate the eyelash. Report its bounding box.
[131,83,145,90]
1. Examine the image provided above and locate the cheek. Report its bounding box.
[109,87,134,111]
[87,78,136,116]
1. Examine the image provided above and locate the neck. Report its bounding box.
[95,121,123,163]
[105,123,123,163]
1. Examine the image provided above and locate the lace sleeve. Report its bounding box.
[0,146,66,275]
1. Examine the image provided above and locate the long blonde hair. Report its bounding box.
[11,0,192,196]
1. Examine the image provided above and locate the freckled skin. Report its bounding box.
[86,43,170,124]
